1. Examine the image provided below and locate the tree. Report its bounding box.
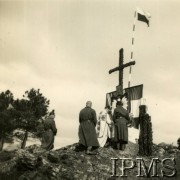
[13,88,50,149]
[0,90,15,151]
[138,105,153,156]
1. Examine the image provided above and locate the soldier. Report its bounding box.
[41,110,57,150]
[78,101,99,155]
[113,100,131,150]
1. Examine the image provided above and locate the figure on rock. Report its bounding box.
[113,100,132,150]
[78,101,99,155]
[41,110,57,150]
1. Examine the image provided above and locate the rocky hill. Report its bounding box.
[0,142,180,180]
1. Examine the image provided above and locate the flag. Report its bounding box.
[105,93,112,108]
[136,8,151,27]
[124,84,143,129]
[105,84,143,129]
[105,91,118,108]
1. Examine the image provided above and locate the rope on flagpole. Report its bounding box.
[128,10,137,88]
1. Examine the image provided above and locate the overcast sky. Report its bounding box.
[0,0,180,148]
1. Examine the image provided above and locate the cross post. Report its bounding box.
[109,48,135,96]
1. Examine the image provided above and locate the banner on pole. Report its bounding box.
[106,84,143,129]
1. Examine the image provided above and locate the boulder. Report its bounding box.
[0,141,180,179]
[47,151,60,163]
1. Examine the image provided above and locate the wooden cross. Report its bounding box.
[109,48,135,96]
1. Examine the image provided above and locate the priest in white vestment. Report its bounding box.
[96,107,113,147]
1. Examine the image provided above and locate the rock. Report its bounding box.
[3,142,21,152]
[1,141,180,179]
[0,151,13,162]
[60,153,69,160]
[17,152,39,170]
[158,142,174,150]
[47,151,60,163]
[158,147,165,156]
[168,148,180,154]
[26,144,42,154]
[158,142,167,147]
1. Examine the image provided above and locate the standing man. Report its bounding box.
[113,101,131,150]
[41,110,57,151]
[78,101,99,155]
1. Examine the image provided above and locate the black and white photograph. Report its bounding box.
[0,0,180,179]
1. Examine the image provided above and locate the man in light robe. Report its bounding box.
[96,107,114,147]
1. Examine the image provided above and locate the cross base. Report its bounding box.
[116,85,123,96]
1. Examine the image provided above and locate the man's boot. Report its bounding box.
[117,142,120,150]
[120,144,126,151]
[86,146,97,155]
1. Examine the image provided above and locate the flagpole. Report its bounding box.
[127,10,137,116]
[128,10,137,88]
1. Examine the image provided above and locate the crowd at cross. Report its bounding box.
[41,100,133,155]
[77,100,133,154]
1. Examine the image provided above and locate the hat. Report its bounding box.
[49,110,55,116]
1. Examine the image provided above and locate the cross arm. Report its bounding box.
[109,61,136,74]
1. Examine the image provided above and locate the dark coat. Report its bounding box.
[41,116,57,150]
[113,105,130,144]
[78,107,99,147]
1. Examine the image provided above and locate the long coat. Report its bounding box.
[113,105,130,144]
[78,107,99,147]
[41,116,57,150]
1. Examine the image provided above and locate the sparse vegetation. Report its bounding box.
[0,90,16,151]
[0,88,51,150]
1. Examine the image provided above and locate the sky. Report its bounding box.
[0,0,180,148]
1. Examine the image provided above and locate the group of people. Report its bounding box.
[78,100,133,155]
[40,100,133,154]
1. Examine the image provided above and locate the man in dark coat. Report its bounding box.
[41,111,57,151]
[78,101,99,154]
[113,101,130,150]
